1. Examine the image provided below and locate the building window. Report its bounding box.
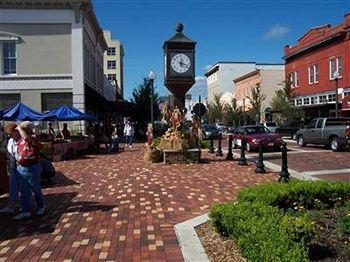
[308,65,318,84]
[328,93,336,102]
[303,97,310,105]
[108,74,116,81]
[107,47,116,56]
[3,42,17,75]
[0,94,20,110]
[319,95,327,103]
[107,61,116,69]
[310,96,317,104]
[41,93,73,112]
[289,71,298,88]
[329,57,343,79]
[344,91,350,97]
[296,99,302,106]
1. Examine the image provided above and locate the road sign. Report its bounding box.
[193,103,206,116]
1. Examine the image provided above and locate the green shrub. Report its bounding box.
[210,201,311,262]
[339,216,350,235]
[153,138,161,147]
[237,180,350,210]
[200,140,210,149]
[209,180,350,262]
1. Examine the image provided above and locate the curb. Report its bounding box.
[174,213,209,262]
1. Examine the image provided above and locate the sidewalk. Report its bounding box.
[0,144,276,261]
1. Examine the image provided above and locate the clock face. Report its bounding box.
[171,53,191,73]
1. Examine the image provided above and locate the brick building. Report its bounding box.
[284,13,350,119]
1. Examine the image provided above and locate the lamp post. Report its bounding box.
[334,70,340,118]
[148,70,156,130]
[243,98,246,126]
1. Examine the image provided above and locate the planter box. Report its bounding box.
[163,148,201,164]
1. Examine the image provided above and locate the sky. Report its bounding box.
[93,0,349,101]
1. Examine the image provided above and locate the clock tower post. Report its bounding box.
[163,23,196,110]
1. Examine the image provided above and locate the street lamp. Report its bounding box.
[148,70,156,130]
[334,69,340,118]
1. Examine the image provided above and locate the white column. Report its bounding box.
[71,9,86,134]
[71,10,85,113]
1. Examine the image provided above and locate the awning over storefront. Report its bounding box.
[44,105,96,121]
[3,102,46,121]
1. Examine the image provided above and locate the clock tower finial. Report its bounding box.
[175,23,184,34]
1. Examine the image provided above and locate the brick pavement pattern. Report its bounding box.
[0,144,276,261]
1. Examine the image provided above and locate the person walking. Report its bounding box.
[123,121,135,148]
[14,121,45,220]
[0,123,21,214]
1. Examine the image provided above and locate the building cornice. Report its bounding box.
[233,70,260,83]
[283,31,346,61]
[1,0,108,50]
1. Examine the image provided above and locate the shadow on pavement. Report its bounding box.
[41,172,79,189]
[0,192,116,242]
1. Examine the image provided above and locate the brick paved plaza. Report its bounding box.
[0,145,276,261]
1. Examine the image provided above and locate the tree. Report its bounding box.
[131,78,160,134]
[270,81,303,125]
[205,93,224,123]
[223,98,242,125]
[247,83,266,124]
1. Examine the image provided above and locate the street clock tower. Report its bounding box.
[163,23,196,110]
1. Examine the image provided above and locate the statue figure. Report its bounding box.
[161,101,171,125]
[146,123,153,146]
[170,106,183,129]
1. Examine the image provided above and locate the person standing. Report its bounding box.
[123,121,135,148]
[0,123,21,214]
[61,123,71,139]
[14,121,45,220]
[47,122,55,140]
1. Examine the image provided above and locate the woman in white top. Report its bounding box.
[0,123,21,214]
[123,121,135,148]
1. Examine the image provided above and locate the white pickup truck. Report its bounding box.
[295,117,350,151]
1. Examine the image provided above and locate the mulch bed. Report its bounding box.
[195,222,246,262]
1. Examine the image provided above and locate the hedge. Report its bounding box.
[209,180,350,262]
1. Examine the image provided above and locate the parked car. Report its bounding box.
[201,124,220,139]
[261,122,277,133]
[295,117,350,151]
[225,125,238,134]
[232,125,284,152]
[275,121,301,139]
[215,123,228,133]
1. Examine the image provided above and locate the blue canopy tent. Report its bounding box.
[44,105,96,121]
[3,102,46,121]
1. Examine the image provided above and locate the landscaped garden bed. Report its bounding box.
[204,180,350,262]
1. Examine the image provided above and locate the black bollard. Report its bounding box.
[255,141,266,173]
[278,142,290,182]
[238,138,248,166]
[226,135,234,161]
[208,136,215,153]
[216,133,223,157]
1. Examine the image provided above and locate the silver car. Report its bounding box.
[261,122,277,133]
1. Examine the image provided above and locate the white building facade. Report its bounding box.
[205,62,257,103]
[0,1,115,120]
[103,30,124,100]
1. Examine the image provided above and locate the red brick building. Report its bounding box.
[284,13,350,119]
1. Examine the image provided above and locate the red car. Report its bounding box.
[232,125,284,152]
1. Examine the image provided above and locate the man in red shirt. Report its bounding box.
[14,121,45,220]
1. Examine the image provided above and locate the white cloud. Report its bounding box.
[264,24,290,39]
[195,76,206,82]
